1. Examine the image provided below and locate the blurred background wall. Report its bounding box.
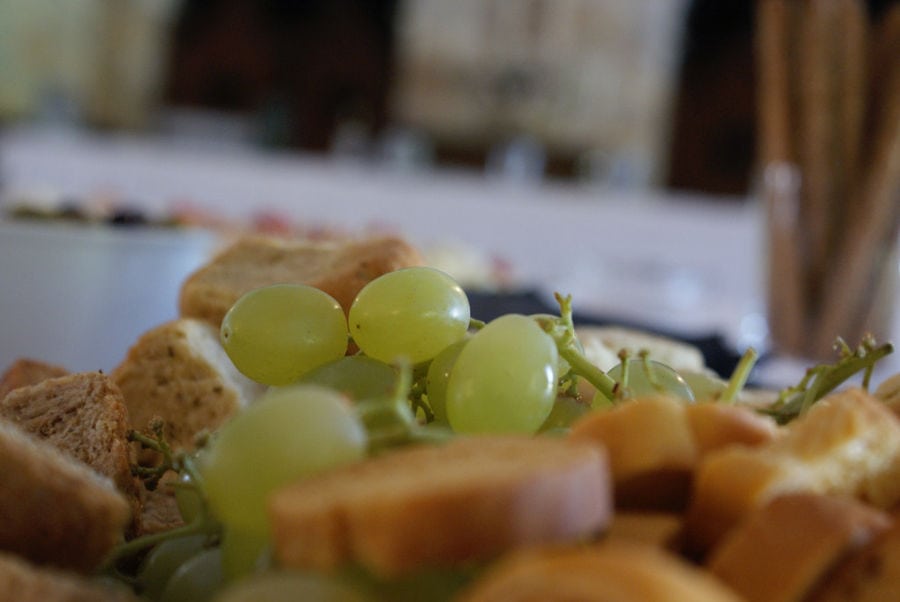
[0,0,895,195]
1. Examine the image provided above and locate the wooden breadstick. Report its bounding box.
[833,0,867,206]
[756,0,808,353]
[812,63,900,352]
[798,0,840,317]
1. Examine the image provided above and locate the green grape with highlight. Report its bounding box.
[298,355,397,401]
[160,547,225,602]
[598,358,695,404]
[201,385,367,535]
[348,267,470,364]
[425,339,467,423]
[446,314,558,434]
[220,284,348,386]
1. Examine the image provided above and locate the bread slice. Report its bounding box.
[0,551,137,602]
[0,371,137,507]
[686,388,900,554]
[178,234,423,326]
[576,326,707,373]
[457,541,742,602]
[707,493,892,602]
[0,357,68,401]
[810,519,900,601]
[269,436,611,578]
[112,318,264,451]
[569,396,777,510]
[0,419,131,572]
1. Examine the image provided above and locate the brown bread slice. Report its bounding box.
[0,372,137,507]
[458,541,742,602]
[707,493,891,602]
[0,551,137,602]
[0,357,68,400]
[269,436,611,578]
[686,388,900,554]
[178,234,423,325]
[112,318,264,451]
[0,419,131,573]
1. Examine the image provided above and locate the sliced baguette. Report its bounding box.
[686,388,900,554]
[0,371,137,508]
[0,550,137,602]
[569,396,777,510]
[178,234,423,326]
[457,541,742,602]
[0,357,68,401]
[707,493,892,602]
[269,436,611,578]
[0,419,131,573]
[112,318,264,451]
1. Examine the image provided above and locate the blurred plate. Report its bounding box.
[0,219,219,373]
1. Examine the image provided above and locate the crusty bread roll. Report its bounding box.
[457,541,742,602]
[686,388,900,554]
[707,493,891,602]
[810,518,900,601]
[0,419,131,573]
[0,372,137,511]
[269,436,611,578]
[569,396,777,510]
[0,551,137,602]
[112,318,263,451]
[178,234,423,325]
[0,357,68,401]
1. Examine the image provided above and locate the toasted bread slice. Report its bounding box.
[112,318,264,451]
[707,493,891,602]
[458,541,742,602]
[0,551,137,602]
[0,419,131,572]
[269,436,611,578]
[569,396,777,510]
[810,518,900,601]
[0,357,68,401]
[686,388,900,554]
[0,372,137,507]
[178,234,423,325]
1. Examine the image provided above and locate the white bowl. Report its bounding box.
[0,219,219,373]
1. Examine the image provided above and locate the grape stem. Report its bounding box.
[545,293,618,400]
[719,347,759,403]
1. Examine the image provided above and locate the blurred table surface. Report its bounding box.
[1,124,897,387]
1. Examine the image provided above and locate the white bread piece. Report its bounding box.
[269,436,611,578]
[112,318,263,451]
[569,396,777,510]
[707,493,892,602]
[0,551,137,602]
[810,519,900,601]
[686,388,900,554]
[0,357,68,400]
[875,372,900,413]
[458,541,742,602]
[0,372,137,511]
[178,234,423,326]
[576,326,707,373]
[0,419,131,573]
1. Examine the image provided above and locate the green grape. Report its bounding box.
[298,355,397,401]
[137,535,208,601]
[213,571,372,602]
[160,547,225,602]
[681,370,727,402]
[348,267,470,364]
[446,314,559,434]
[220,525,271,581]
[173,471,204,525]
[201,385,367,535]
[220,284,348,386]
[538,395,593,433]
[600,358,695,403]
[425,339,467,423]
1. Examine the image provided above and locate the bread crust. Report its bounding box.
[0,358,68,401]
[0,420,131,572]
[178,235,423,326]
[0,551,137,602]
[269,436,611,577]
